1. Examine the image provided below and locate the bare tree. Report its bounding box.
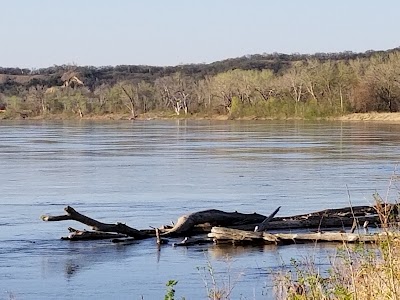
[281,62,304,104]
[27,85,47,115]
[119,82,138,119]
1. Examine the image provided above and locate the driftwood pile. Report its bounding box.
[41,204,399,246]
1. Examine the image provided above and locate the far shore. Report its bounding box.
[336,112,400,122]
[1,111,400,123]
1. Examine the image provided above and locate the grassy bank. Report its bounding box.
[2,110,400,123]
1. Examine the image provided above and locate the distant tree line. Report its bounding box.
[0,47,399,119]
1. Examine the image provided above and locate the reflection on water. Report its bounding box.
[0,120,399,299]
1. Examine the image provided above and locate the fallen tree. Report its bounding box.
[41,204,398,245]
[163,207,281,236]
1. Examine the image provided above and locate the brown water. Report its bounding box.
[0,119,399,299]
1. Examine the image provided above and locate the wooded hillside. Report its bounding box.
[1,47,399,119]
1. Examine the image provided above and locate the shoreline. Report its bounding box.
[1,111,400,123]
[336,112,400,122]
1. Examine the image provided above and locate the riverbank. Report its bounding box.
[337,112,400,122]
[2,110,400,123]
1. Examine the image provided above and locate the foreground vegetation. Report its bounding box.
[273,171,400,300]
[276,193,400,300]
[1,48,400,120]
[276,232,400,298]
[277,241,400,299]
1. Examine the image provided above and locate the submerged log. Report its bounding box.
[41,206,149,239]
[172,236,214,247]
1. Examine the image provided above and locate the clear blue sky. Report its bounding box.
[1,0,399,68]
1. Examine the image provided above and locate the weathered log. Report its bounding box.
[275,232,378,243]
[208,227,279,244]
[41,206,148,239]
[162,206,383,236]
[209,227,381,245]
[61,227,127,241]
[162,209,267,237]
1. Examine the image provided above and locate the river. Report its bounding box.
[1,119,399,299]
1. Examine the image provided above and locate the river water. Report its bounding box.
[0,119,399,299]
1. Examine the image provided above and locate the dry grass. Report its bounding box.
[275,169,400,300]
[197,255,244,300]
[275,234,400,300]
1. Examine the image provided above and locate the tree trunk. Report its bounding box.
[162,209,267,237]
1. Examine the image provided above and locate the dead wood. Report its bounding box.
[276,205,376,219]
[161,214,380,234]
[162,209,267,237]
[155,228,161,245]
[260,215,380,231]
[208,227,279,244]
[255,206,281,232]
[41,204,394,247]
[155,228,169,245]
[209,227,380,245]
[162,205,382,236]
[41,206,149,239]
[275,232,378,243]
